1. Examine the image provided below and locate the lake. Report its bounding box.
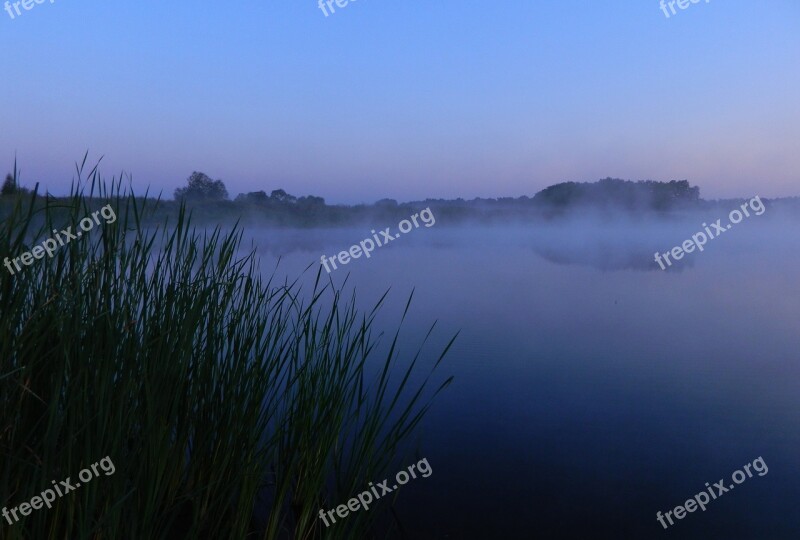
[248,215,800,539]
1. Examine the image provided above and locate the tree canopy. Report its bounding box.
[532,178,700,211]
[174,172,229,201]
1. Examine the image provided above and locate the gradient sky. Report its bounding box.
[1,0,798,203]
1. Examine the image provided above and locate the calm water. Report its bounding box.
[250,217,800,539]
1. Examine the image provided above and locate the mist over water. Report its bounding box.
[5,0,800,536]
[241,211,800,538]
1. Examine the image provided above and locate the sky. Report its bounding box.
[1,0,799,204]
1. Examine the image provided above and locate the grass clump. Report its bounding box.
[0,164,453,539]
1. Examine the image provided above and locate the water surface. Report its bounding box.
[250,217,800,539]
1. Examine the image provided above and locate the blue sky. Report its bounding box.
[1,0,798,203]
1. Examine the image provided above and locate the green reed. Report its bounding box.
[0,162,454,539]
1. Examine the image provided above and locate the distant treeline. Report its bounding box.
[1,172,794,226]
[532,178,699,211]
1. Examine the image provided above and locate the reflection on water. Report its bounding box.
[246,216,800,539]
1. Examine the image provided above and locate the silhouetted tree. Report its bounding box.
[174,172,229,201]
[236,191,269,204]
[297,195,325,207]
[270,189,296,204]
[533,178,700,211]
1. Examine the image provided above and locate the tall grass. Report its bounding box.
[0,163,454,539]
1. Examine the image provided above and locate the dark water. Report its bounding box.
[251,216,800,539]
